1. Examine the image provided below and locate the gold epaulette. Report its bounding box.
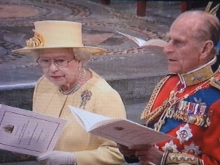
[205,2,220,16]
[210,76,220,90]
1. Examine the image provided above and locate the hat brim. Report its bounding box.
[12,46,107,55]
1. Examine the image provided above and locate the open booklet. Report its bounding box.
[116,31,167,48]
[0,104,66,156]
[68,105,174,147]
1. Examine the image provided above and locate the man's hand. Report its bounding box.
[131,144,163,165]
[117,144,136,158]
[37,150,76,165]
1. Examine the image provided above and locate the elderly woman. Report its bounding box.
[12,21,126,165]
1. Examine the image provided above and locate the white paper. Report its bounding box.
[68,105,174,147]
[90,120,173,147]
[0,104,66,156]
[68,105,111,131]
[116,31,167,47]
[116,31,148,47]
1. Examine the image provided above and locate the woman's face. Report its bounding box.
[37,48,81,88]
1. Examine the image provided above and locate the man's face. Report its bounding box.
[163,17,203,74]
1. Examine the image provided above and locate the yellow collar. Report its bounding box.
[178,57,219,87]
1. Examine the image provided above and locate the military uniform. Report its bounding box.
[141,57,220,164]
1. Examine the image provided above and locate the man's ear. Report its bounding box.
[200,40,214,58]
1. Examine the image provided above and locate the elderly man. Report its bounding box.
[118,10,220,165]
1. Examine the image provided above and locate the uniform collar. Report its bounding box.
[178,56,219,87]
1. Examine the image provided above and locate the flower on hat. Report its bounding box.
[26,30,44,48]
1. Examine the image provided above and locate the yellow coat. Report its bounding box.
[33,70,126,165]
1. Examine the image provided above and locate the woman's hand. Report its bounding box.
[37,150,76,165]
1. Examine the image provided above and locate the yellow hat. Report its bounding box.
[12,20,107,55]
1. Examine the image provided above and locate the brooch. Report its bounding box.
[183,142,201,156]
[80,90,92,109]
[176,123,193,144]
[162,140,178,153]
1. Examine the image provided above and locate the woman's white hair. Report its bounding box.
[72,48,91,64]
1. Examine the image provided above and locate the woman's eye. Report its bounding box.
[56,59,66,63]
[41,59,50,63]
